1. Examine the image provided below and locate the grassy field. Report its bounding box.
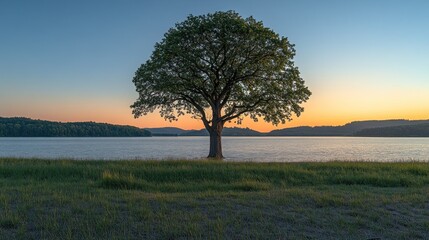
[1,158,429,239]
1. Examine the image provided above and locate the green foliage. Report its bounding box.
[0,117,151,137]
[132,11,311,125]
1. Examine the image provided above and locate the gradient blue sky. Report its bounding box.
[1,0,428,131]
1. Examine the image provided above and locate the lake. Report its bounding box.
[0,137,428,162]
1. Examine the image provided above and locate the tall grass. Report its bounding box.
[1,158,429,239]
[1,158,428,191]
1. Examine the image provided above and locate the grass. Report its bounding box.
[1,158,429,239]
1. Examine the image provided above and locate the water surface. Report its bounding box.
[0,137,428,162]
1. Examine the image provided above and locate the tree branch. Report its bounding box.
[221,98,264,122]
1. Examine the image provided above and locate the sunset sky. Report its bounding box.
[1,0,428,132]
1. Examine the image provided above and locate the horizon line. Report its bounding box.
[3,115,429,133]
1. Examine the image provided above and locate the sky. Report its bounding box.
[0,0,428,132]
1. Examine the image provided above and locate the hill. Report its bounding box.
[6,117,429,137]
[0,117,151,137]
[145,127,263,136]
[354,123,429,137]
[181,127,263,136]
[267,119,429,136]
[145,127,196,136]
[144,119,429,137]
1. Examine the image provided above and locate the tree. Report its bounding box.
[131,11,311,158]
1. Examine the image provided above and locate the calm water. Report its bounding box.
[0,137,428,162]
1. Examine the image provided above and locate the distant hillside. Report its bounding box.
[9,117,427,137]
[268,126,347,136]
[145,127,194,136]
[178,129,208,136]
[181,127,263,136]
[267,119,429,136]
[342,120,429,132]
[0,117,151,137]
[354,123,429,137]
[144,119,429,137]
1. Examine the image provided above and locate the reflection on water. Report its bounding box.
[0,137,428,162]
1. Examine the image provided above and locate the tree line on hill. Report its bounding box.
[354,123,429,137]
[146,127,263,136]
[0,117,151,137]
[268,120,429,136]
[2,117,429,137]
[147,119,429,137]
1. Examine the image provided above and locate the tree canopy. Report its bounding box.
[132,11,311,158]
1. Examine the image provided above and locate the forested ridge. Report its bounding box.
[354,123,429,137]
[0,117,151,137]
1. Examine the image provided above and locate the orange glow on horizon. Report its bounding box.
[1,81,428,132]
[3,104,428,133]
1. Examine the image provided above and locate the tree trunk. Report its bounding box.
[207,122,223,159]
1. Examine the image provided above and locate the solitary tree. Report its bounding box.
[132,11,311,158]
